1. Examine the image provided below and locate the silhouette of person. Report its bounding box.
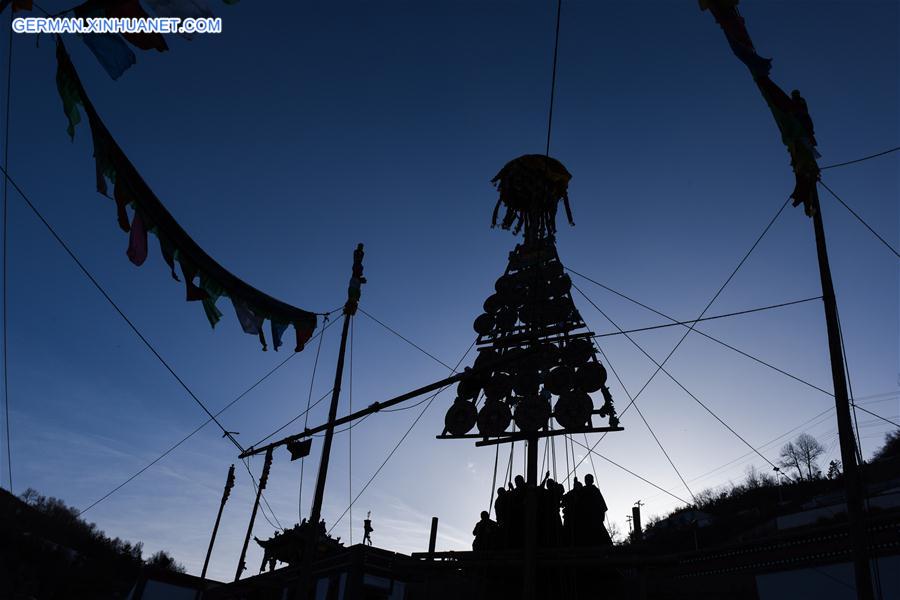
[363,511,374,546]
[495,487,509,526]
[544,478,564,533]
[581,474,611,546]
[472,510,498,551]
[582,474,606,512]
[506,475,528,547]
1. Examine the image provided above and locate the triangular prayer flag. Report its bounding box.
[701,1,823,217]
[55,39,85,140]
[158,234,180,281]
[0,0,33,13]
[231,297,263,335]
[179,259,209,301]
[200,274,224,327]
[271,321,289,351]
[80,32,136,80]
[294,322,314,352]
[127,210,149,265]
[55,36,320,349]
[106,0,169,52]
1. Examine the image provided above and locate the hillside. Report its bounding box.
[1,488,183,599]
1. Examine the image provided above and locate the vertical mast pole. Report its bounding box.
[811,202,873,600]
[523,435,538,600]
[200,464,235,584]
[234,449,273,582]
[308,243,365,537]
[297,245,365,598]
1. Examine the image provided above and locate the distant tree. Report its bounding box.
[20,487,40,505]
[146,550,186,573]
[872,430,900,462]
[779,433,825,480]
[743,465,775,489]
[606,519,622,544]
[826,460,842,480]
[795,433,825,479]
[779,441,804,480]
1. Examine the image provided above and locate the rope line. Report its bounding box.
[0,166,246,451]
[299,315,330,521]
[545,0,563,156]
[489,444,499,516]
[820,145,900,171]
[577,197,789,424]
[327,339,476,534]
[358,308,456,372]
[567,436,691,506]
[642,406,835,502]
[592,296,822,338]
[632,400,696,502]
[0,169,342,515]
[853,404,900,430]
[574,282,779,472]
[2,8,13,492]
[582,433,597,484]
[251,388,334,451]
[570,268,834,397]
[819,179,900,259]
[74,333,333,516]
[243,456,283,530]
[348,317,353,543]
[836,310,886,598]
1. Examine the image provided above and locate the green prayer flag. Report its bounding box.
[55,37,83,139]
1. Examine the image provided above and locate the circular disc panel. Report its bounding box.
[445,399,478,436]
[575,362,607,393]
[513,396,551,432]
[554,391,593,430]
[477,401,512,436]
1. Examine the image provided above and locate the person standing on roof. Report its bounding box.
[363,511,374,546]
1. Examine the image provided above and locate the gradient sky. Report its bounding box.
[2,0,898,583]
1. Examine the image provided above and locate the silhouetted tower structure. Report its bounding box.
[442,155,622,473]
[440,155,624,599]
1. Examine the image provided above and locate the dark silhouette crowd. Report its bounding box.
[473,473,612,551]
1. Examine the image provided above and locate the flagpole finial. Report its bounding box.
[345,243,366,316]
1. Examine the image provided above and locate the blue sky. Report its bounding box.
[2,0,897,582]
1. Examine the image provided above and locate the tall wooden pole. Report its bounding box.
[308,313,351,532]
[200,464,235,584]
[297,244,365,599]
[308,243,364,538]
[811,201,874,600]
[523,435,539,600]
[235,449,273,582]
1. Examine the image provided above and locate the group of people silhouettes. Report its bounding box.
[473,473,612,550]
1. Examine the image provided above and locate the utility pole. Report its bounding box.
[810,199,874,600]
[632,501,643,542]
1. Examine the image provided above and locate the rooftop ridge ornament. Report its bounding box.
[490,154,574,244]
